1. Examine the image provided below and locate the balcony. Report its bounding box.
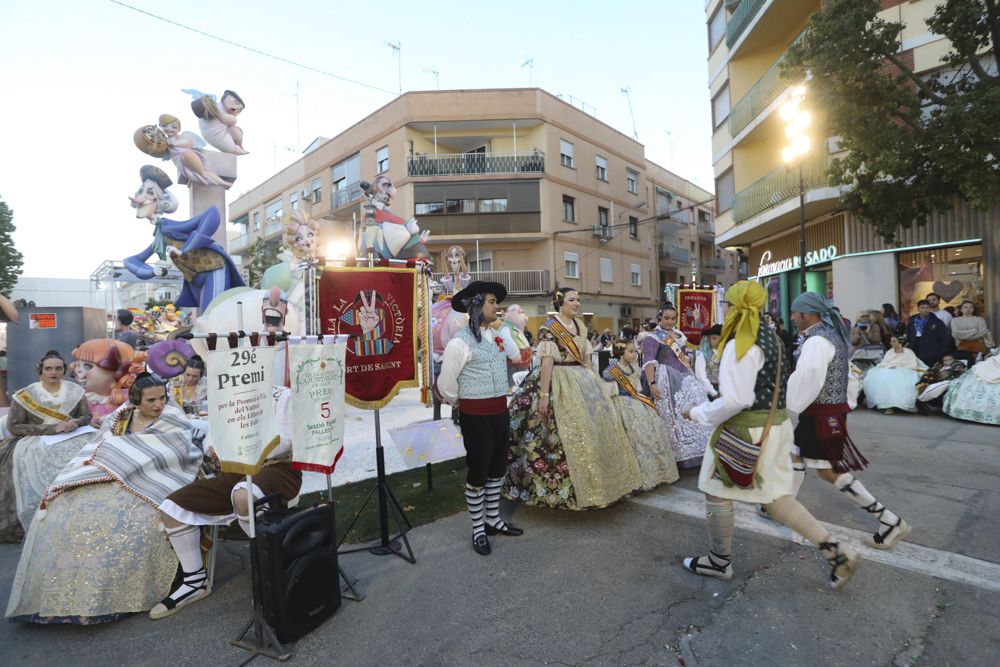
[728,29,810,137]
[591,225,614,241]
[732,150,828,223]
[431,269,549,296]
[702,257,727,271]
[264,217,283,237]
[229,232,250,253]
[697,221,715,239]
[407,151,545,177]
[726,0,767,48]
[658,245,690,265]
[332,182,363,209]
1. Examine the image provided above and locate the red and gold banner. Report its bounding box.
[319,267,418,409]
[677,288,716,346]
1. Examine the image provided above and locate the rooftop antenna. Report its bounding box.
[521,56,534,86]
[385,40,402,94]
[621,86,638,141]
[423,66,440,90]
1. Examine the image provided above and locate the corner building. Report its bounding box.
[706,0,1000,333]
[228,88,736,335]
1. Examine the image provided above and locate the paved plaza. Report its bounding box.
[2,409,998,666]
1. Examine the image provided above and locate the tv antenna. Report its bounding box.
[621,86,638,141]
[385,40,402,94]
[423,66,440,90]
[521,57,534,86]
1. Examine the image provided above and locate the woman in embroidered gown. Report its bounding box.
[863,336,927,414]
[943,353,1000,425]
[6,374,201,624]
[505,288,641,509]
[602,341,679,490]
[0,351,94,543]
[642,305,713,469]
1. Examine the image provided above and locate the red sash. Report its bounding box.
[544,317,586,366]
[609,365,657,411]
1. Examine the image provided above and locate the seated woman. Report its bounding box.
[863,336,927,414]
[177,355,208,417]
[942,353,1000,426]
[0,351,94,543]
[915,354,966,414]
[505,288,641,510]
[642,305,713,469]
[602,341,679,491]
[850,310,886,373]
[6,374,201,624]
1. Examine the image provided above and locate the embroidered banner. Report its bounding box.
[319,267,418,409]
[206,345,279,474]
[290,342,347,474]
[678,288,716,345]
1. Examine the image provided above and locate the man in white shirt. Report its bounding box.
[926,292,953,327]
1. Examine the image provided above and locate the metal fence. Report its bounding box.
[431,269,550,295]
[733,150,829,223]
[408,152,545,177]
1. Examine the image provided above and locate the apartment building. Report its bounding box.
[707,0,999,329]
[228,88,735,335]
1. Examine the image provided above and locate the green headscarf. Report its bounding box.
[790,292,851,347]
[719,281,766,361]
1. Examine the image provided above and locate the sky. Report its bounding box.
[0,0,715,280]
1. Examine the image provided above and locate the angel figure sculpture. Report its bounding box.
[158,114,230,188]
[183,88,249,155]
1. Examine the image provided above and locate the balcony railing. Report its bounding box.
[264,217,283,236]
[408,151,545,177]
[728,29,811,137]
[431,269,549,296]
[332,182,363,209]
[658,245,690,264]
[702,257,727,271]
[229,233,250,252]
[732,150,829,223]
[697,221,715,237]
[726,0,767,48]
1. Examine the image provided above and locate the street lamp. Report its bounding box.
[780,85,811,293]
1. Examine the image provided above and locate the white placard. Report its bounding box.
[40,425,97,446]
[290,342,347,474]
[388,419,465,468]
[206,346,278,474]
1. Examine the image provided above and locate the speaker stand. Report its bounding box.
[337,409,415,563]
[231,478,293,665]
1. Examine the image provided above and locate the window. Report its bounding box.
[628,216,638,239]
[630,263,642,286]
[289,191,299,211]
[265,200,283,224]
[446,198,476,214]
[600,257,613,283]
[311,177,322,204]
[564,251,580,278]
[596,155,608,181]
[656,188,674,215]
[415,202,444,215]
[712,84,731,129]
[479,198,508,213]
[376,145,389,173]
[708,5,726,51]
[715,168,735,214]
[626,169,638,194]
[699,210,712,223]
[598,206,609,227]
[562,195,576,222]
[332,153,361,193]
[252,211,260,231]
[560,139,575,168]
[469,249,493,272]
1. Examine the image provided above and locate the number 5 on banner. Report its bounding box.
[320,402,331,419]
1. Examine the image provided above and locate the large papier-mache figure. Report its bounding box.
[183,88,249,155]
[358,175,430,261]
[124,166,244,311]
[261,209,320,334]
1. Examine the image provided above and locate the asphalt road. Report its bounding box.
[2,410,998,666]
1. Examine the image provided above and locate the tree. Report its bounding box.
[783,0,1000,242]
[0,196,24,297]
[244,238,281,288]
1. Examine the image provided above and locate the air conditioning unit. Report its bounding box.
[300,189,314,202]
[591,225,612,240]
[620,305,633,317]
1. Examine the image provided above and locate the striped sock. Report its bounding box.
[484,477,508,530]
[465,483,486,539]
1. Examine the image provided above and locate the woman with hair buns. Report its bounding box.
[0,351,95,542]
[505,288,641,509]
[602,340,679,491]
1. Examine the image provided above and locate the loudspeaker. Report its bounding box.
[254,502,342,644]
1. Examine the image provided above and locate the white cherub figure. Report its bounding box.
[183,88,249,155]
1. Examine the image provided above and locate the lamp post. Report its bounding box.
[780,85,811,294]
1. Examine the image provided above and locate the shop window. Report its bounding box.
[898,245,984,316]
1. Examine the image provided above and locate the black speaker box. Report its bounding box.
[254,502,342,644]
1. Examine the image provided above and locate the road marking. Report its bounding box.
[630,486,1000,593]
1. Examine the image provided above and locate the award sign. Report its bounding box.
[206,345,279,474]
[290,342,347,474]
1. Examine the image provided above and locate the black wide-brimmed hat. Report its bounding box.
[702,324,722,336]
[452,281,507,313]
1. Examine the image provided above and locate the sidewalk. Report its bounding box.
[2,411,998,666]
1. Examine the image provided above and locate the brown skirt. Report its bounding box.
[164,462,302,516]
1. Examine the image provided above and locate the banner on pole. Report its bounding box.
[206,345,279,474]
[319,267,418,409]
[290,342,347,474]
[677,288,717,345]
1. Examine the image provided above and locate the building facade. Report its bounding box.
[228,88,736,336]
[706,0,999,333]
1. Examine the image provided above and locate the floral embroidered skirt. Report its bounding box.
[943,372,1000,426]
[504,365,641,510]
[653,364,712,469]
[613,396,679,490]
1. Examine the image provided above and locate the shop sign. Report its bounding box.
[29,313,57,329]
[757,245,838,277]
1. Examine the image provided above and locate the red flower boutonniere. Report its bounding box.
[495,336,505,352]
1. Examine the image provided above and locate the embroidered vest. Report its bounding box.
[455,328,509,400]
[706,353,721,384]
[803,323,849,405]
[749,325,788,411]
